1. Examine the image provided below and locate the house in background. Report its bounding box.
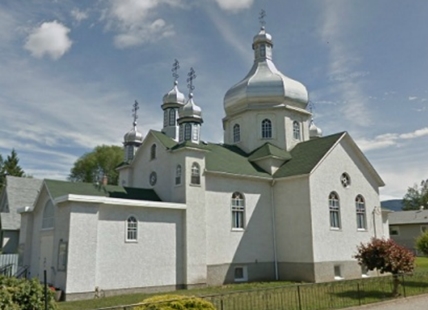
[0,176,42,254]
[388,209,428,255]
[19,24,387,301]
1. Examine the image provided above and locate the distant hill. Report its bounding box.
[381,199,403,212]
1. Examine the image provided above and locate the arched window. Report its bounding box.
[356,195,366,230]
[192,125,199,141]
[175,165,182,185]
[329,192,340,229]
[191,163,200,185]
[184,124,191,141]
[233,124,240,143]
[163,110,168,127]
[293,121,300,140]
[168,109,176,126]
[261,119,272,139]
[179,126,184,142]
[42,200,54,229]
[231,192,245,229]
[150,144,156,160]
[126,216,138,241]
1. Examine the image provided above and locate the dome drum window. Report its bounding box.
[233,124,241,143]
[261,119,272,139]
[293,121,301,140]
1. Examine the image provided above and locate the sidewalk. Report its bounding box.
[345,294,428,310]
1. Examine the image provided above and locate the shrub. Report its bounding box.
[133,294,216,310]
[0,276,57,310]
[416,231,428,256]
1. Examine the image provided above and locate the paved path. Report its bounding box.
[345,294,428,310]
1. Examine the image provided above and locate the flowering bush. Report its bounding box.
[355,238,415,296]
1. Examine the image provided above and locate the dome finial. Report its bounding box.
[186,67,196,98]
[259,9,266,30]
[132,100,139,127]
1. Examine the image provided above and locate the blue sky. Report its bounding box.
[0,0,427,200]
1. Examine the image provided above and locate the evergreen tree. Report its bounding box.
[0,149,25,189]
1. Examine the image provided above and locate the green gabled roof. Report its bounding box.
[273,132,345,178]
[44,179,161,202]
[205,144,270,178]
[151,130,178,149]
[248,143,292,162]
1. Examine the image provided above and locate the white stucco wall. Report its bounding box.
[205,174,274,265]
[309,137,382,263]
[96,204,184,290]
[274,176,313,262]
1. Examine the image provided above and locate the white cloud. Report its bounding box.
[408,96,418,101]
[356,127,428,151]
[71,8,89,23]
[104,0,180,48]
[214,0,253,12]
[319,1,371,127]
[24,21,72,60]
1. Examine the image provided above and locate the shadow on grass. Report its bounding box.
[333,290,394,300]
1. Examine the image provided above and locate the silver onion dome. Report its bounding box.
[162,81,186,107]
[178,93,202,122]
[224,26,309,116]
[124,121,143,143]
[309,119,323,138]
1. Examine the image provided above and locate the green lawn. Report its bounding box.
[58,258,428,310]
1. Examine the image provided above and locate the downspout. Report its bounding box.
[270,179,279,280]
[372,206,377,238]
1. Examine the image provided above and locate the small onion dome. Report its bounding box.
[178,93,203,124]
[252,26,273,48]
[124,122,143,144]
[309,119,322,139]
[224,27,309,116]
[162,81,186,109]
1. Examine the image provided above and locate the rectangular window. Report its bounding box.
[389,226,400,236]
[361,265,369,278]
[57,241,68,271]
[334,265,342,280]
[234,266,248,282]
[421,225,428,233]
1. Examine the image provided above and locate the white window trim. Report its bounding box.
[234,266,248,282]
[125,215,138,243]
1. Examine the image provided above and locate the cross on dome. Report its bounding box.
[132,100,139,125]
[172,59,180,82]
[259,9,266,28]
[187,67,196,97]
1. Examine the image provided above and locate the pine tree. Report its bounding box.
[0,149,25,189]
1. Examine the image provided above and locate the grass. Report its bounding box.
[58,257,428,310]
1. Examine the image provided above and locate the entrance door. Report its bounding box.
[39,235,54,284]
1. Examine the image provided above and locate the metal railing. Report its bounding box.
[94,272,428,310]
[0,264,14,277]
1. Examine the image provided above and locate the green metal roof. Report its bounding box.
[273,132,345,178]
[148,130,344,179]
[248,143,292,162]
[44,179,161,201]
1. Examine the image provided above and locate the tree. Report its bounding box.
[355,238,415,296]
[416,231,428,256]
[402,179,428,210]
[69,145,123,185]
[0,149,25,189]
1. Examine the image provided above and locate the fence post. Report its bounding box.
[220,297,224,310]
[297,285,302,310]
[401,274,406,298]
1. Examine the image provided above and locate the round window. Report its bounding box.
[341,173,350,188]
[149,171,157,186]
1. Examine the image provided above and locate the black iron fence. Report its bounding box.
[96,272,428,310]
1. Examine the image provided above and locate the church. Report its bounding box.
[18,24,389,301]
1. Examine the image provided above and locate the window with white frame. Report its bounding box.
[233,124,240,143]
[150,144,156,160]
[389,226,400,236]
[168,109,176,126]
[175,165,182,185]
[126,216,138,241]
[163,110,168,127]
[42,200,54,229]
[184,123,191,141]
[192,126,199,141]
[356,195,366,230]
[179,126,184,142]
[261,119,272,139]
[231,192,245,229]
[329,192,341,229]
[234,266,248,282]
[191,163,200,185]
[293,121,300,140]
